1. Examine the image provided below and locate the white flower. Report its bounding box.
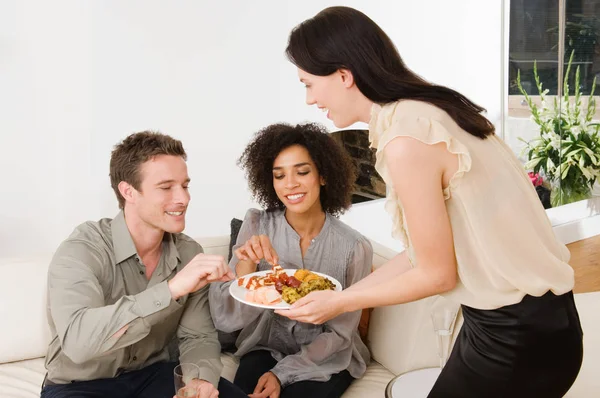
[570,125,582,138]
[542,131,562,151]
[539,108,555,124]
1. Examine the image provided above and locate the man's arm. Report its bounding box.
[177,284,223,387]
[48,239,182,364]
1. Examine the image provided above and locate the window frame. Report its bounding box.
[501,0,600,245]
[508,95,600,118]
[506,0,600,119]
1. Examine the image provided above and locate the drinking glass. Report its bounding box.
[430,298,458,368]
[176,385,199,398]
[174,363,200,398]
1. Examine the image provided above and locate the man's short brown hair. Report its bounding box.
[109,131,187,209]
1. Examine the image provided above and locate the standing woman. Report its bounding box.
[276,6,583,398]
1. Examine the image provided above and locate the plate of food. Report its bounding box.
[229,264,342,309]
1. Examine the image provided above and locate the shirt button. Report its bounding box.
[139,270,144,275]
[155,301,161,307]
[132,356,137,361]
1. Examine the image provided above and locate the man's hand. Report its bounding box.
[191,379,219,398]
[173,379,219,398]
[234,235,279,277]
[248,371,281,398]
[168,253,234,300]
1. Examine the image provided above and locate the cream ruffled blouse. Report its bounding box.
[369,100,574,309]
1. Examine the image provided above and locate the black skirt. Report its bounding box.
[428,291,583,398]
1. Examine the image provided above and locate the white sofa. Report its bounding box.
[1,235,599,397]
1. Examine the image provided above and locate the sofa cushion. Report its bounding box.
[341,362,394,398]
[358,265,376,343]
[197,236,230,258]
[358,307,372,343]
[228,218,243,262]
[0,257,52,364]
[0,357,46,398]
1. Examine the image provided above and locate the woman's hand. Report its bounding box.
[275,290,345,325]
[234,235,279,277]
[248,371,281,398]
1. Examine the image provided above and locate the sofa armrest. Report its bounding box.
[0,256,53,364]
[364,240,463,376]
[367,295,462,376]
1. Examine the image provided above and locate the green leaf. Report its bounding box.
[560,145,573,155]
[585,75,597,122]
[524,157,543,170]
[580,146,599,165]
[577,162,593,180]
[561,164,571,180]
[564,148,582,159]
[563,50,575,104]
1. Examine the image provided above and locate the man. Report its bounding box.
[42,131,246,398]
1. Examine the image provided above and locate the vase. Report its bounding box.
[550,182,593,207]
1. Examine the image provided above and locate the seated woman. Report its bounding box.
[209,122,372,398]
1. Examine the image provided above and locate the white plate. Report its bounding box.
[229,269,342,310]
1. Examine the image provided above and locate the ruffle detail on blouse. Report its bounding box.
[369,103,472,248]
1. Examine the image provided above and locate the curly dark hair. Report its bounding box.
[238,123,357,216]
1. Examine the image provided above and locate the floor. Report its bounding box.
[568,234,600,293]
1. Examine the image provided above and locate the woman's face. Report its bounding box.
[272,144,324,215]
[298,68,363,128]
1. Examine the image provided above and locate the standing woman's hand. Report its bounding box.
[275,290,345,324]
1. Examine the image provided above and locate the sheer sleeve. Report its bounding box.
[270,236,373,387]
[209,209,267,333]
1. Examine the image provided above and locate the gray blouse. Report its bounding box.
[209,208,372,387]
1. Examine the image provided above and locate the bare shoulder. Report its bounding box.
[383,135,450,168]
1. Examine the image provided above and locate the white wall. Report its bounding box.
[0,0,503,256]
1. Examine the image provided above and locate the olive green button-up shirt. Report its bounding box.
[44,211,222,386]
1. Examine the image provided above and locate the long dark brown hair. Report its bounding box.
[286,6,494,139]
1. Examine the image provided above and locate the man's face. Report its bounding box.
[130,155,191,234]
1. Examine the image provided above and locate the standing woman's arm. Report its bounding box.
[281,136,459,324]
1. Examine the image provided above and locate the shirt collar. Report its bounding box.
[282,210,331,244]
[111,211,137,264]
[163,233,181,273]
[111,211,181,265]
